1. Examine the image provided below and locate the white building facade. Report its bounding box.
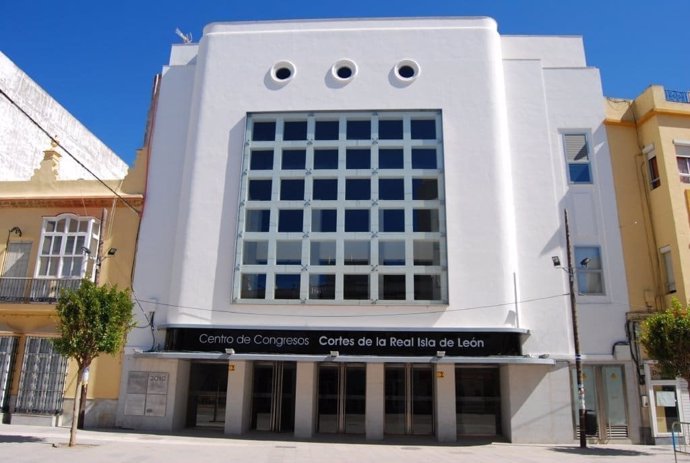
[119,18,639,443]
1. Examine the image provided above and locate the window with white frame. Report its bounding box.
[563,133,592,184]
[35,214,100,280]
[574,246,605,295]
[676,144,690,184]
[660,246,676,293]
[234,111,448,304]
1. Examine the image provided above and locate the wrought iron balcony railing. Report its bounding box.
[665,89,690,104]
[0,277,82,304]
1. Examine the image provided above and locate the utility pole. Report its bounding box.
[565,209,587,448]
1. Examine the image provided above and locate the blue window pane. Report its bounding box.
[379,120,403,140]
[345,210,369,232]
[241,273,266,299]
[569,164,592,183]
[346,149,371,169]
[380,209,405,232]
[315,120,339,140]
[346,179,370,200]
[379,178,404,200]
[313,179,338,200]
[413,209,439,232]
[379,149,404,169]
[248,180,272,201]
[282,149,306,169]
[312,209,337,232]
[412,178,438,200]
[283,121,307,141]
[309,274,335,299]
[275,274,301,299]
[412,149,437,169]
[250,150,273,170]
[347,120,371,140]
[314,149,339,169]
[279,210,303,232]
[245,210,270,232]
[280,179,304,200]
[252,121,276,141]
[411,119,436,139]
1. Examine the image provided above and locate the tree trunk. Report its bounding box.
[69,365,84,447]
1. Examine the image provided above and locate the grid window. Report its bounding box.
[312,209,337,232]
[282,149,306,169]
[313,179,338,200]
[380,209,405,232]
[345,210,369,232]
[315,120,339,141]
[276,241,302,265]
[243,241,268,265]
[250,150,273,170]
[280,179,304,200]
[344,241,370,265]
[237,111,447,303]
[36,214,99,281]
[246,210,270,232]
[379,149,404,169]
[677,156,690,184]
[379,120,403,140]
[248,180,272,201]
[346,179,370,200]
[647,152,660,189]
[275,274,300,299]
[278,210,303,232]
[563,133,592,183]
[344,275,369,300]
[661,246,676,293]
[283,121,307,141]
[347,149,371,169]
[380,275,406,300]
[310,274,335,299]
[314,149,339,169]
[379,178,404,200]
[311,241,336,266]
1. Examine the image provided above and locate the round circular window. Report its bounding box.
[331,59,358,83]
[270,61,296,83]
[394,59,420,82]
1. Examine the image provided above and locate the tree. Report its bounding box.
[52,280,134,447]
[640,298,690,385]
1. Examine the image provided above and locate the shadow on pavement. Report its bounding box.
[0,435,45,443]
[550,446,652,457]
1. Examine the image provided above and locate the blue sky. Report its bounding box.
[2,0,688,166]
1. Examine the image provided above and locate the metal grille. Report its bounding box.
[0,336,18,412]
[14,337,67,415]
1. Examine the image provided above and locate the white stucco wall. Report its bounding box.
[132,17,628,360]
[0,52,128,180]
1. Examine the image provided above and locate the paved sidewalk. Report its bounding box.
[0,423,683,463]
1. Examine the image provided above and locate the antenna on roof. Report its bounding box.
[174,28,192,44]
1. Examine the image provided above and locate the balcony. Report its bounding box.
[0,278,82,304]
[664,89,690,104]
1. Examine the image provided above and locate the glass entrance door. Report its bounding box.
[571,365,629,440]
[251,362,296,432]
[187,362,228,428]
[317,363,366,434]
[384,364,433,435]
[455,367,501,436]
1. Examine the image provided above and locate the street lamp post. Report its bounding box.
[564,209,587,448]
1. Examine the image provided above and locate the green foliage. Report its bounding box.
[52,279,135,369]
[640,298,690,384]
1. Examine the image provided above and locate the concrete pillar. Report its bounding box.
[294,362,316,438]
[225,360,252,435]
[434,363,456,442]
[366,363,384,440]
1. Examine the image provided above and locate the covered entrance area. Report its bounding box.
[251,361,296,432]
[186,362,227,428]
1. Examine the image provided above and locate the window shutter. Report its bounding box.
[564,134,589,162]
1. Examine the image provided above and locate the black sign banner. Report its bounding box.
[165,328,522,357]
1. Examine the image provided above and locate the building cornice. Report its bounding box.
[0,195,144,209]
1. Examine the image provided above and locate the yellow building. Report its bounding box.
[0,146,146,427]
[606,85,690,443]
